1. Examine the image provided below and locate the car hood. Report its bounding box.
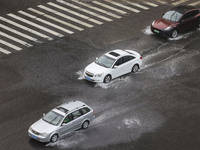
[31,119,58,133]
[85,62,109,75]
[154,18,175,30]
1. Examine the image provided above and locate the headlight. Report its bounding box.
[152,21,155,26]
[164,26,172,31]
[29,127,32,132]
[94,73,103,77]
[40,132,48,137]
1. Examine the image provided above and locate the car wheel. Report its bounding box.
[132,64,139,73]
[50,134,58,143]
[103,75,112,83]
[198,22,200,29]
[82,121,89,129]
[171,29,178,38]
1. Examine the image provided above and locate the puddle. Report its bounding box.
[142,26,153,35]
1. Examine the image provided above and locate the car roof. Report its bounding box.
[105,49,130,59]
[55,101,87,114]
[171,5,197,14]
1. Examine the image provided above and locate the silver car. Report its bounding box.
[28,101,95,143]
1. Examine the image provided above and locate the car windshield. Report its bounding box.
[42,111,64,126]
[95,55,116,68]
[162,10,182,22]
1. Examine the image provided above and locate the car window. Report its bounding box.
[42,111,64,126]
[80,107,90,115]
[63,114,73,124]
[123,56,135,63]
[181,11,194,21]
[163,10,182,22]
[190,10,199,17]
[72,110,82,120]
[114,57,124,66]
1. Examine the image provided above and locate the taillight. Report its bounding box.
[93,110,95,116]
[140,56,142,59]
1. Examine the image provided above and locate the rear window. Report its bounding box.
[80,107,90,115]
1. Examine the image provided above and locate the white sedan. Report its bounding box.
[84,49,142,83]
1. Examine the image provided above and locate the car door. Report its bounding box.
[121,56,136,74]
[71,110,84,130]
[179,11,195,32]
[111,57,125,78]
[59,113,73,136]
[189,10,200,29]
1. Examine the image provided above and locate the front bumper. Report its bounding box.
[28,130,50,142]
[151,26,171,37]
[84,72,104,83]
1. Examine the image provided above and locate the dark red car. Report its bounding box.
[151,5,200,38]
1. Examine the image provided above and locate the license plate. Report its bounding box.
[154,29,160,33]
[85,76,91,80]
[31,134,37,139]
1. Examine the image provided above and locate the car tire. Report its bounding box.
[50,134,58,143]
[198,21,200,29]
[82,121,89,129]
[171,29,178,38]
[103,75,112,83]
[132,64,139,73]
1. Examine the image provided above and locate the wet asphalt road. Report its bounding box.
[0,0,200,150]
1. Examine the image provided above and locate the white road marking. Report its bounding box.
[155,0,167,4]
[38,5,94,28]
[172,0,189,5]
[72,0,121,19]
[104,0,140,13]
[0,31,32,47]
[0,47,11,54]
[92,1,127,14]
[121,0,149,10]
[0,16,53,41]
[48,2,103,25]
[7,13,64,37]
[0,23,40,43]
[188,1,200,6]
[142,1,158,7]
[18,11,74,34]
[0,39,22,51]
[28,8,83,31]
[57,0,112,22]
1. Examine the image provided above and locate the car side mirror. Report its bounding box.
[43,113,45,117]
[113,65,118,69]
[61,123,67,126]
[96,57,98,60]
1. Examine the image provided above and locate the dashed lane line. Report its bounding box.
[48,2,103,25]
[172,0,189,5]
[57,0,113,22]
[0,39,22,51]
[38,5,94,28]
[18,11,74,34]
[104,0,140,13]
[72,0,121,19]
[92,1,127,14]
[0,23,40,43]
[0,16,53,41]
[28,8,83,31]
[142,1,158,7]
[121,0,149,10]
[0,31,32,47]
[7,13,64,38]
[188,1,200,6]
[0,47,11,54]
